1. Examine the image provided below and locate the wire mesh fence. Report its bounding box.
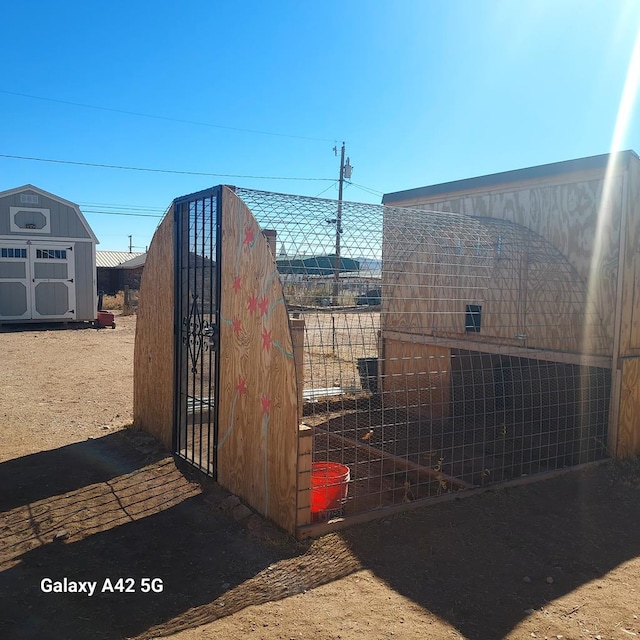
[235,187,611,522]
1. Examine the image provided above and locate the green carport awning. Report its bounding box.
[276,254,360,275]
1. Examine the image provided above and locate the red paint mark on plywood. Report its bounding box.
[261,328,272,352]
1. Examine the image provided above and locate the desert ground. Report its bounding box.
[2,313,640,640]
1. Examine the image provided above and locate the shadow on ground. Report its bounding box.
[0,431,359,640]
[342,462,640,639]
[0,432,160,511]
[0,321,97,334]
[2,430,640,639]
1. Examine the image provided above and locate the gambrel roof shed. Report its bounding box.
[0,184,99,323]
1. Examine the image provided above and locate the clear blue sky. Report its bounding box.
[1,0,639,251]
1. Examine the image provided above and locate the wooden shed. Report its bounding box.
[134,160,640,537]
[382,150,640,459]
[0,184,98,323]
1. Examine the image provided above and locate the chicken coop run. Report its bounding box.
[134,153,640,537]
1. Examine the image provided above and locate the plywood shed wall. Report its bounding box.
[382,150,640,457]
[0,184,98,323]
[383,214,609,354]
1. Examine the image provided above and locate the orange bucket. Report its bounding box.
[310,462,350,512]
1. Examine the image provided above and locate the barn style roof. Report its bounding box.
[0,183,99,243]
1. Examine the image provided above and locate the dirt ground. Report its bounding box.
[2,314,640,640]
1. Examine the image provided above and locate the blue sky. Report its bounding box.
[1,0,639,251]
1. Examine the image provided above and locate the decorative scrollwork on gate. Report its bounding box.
[183,293,217,374]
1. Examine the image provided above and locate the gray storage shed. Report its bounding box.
[0,184,98,323]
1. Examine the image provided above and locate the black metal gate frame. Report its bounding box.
[173,186,223,479]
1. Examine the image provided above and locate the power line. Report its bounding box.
[0,89,337,143]
[0,153,335,182]
[346,181,384,197]
[83,209,163,218]
[314,181,338,197]
[78,201,166,212]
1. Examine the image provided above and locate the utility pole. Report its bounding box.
[128,235,133,253]
[332,142,352,303]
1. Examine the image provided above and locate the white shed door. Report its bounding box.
[0,242,31,320]
[29,243,76,320]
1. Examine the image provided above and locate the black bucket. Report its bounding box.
[357,357,378,393]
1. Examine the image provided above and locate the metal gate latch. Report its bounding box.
[202,324,218,348]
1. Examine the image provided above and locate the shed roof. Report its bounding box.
[382,150,639,204]
[119,253,147,269]
[96,250,146,268]
[0,184,99,243]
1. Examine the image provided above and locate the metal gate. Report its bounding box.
[173,187,222,476]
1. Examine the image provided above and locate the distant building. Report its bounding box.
[96,251,146,294]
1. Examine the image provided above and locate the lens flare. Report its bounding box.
[584,27,640,455]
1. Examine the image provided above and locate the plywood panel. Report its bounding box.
[217,187,299,534]
[382,213,506,339]
[133,207,174,449]
[620,159,640,353]
[617,357,640,457]
[382,338,450,420]
[382,211,608,355]
[629,253,640,351]
[387,173,624,355]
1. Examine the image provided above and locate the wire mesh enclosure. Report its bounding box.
[234,187,611,522]
[133,154,640,535]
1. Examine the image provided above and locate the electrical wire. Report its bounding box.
[0,153,335,182]
[78,201,166,212]
[314,181,339,198]
[82,209,163,218]
[346,181,384,197]
[0,89,337,143]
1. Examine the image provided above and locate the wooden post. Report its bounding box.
[296,423,313,530]
[332,315,336,356]
[292,317,311,532]
[290,316,305,422]
[262,229,277,257]
[609,169,630,457]
[332,142,346,304]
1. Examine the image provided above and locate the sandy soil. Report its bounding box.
[2,314,640,640]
